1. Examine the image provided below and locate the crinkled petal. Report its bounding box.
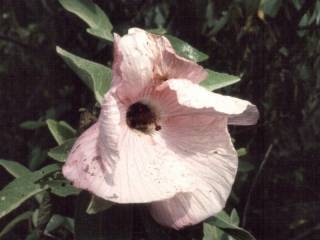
[113,28,155,100]
[62,123,111,199]
[112,28,207,100]
[98,90,196,203]
[154,44,208,83]
[156,79,259,125]
[145,86,238,229]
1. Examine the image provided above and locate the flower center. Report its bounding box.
[126,102,161,133]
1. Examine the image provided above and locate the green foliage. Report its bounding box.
[45,214,75,234]
[47,180,80,197]
[58,0,113,41]
[0,211,33,238]
[205,210,255,240]
[19,120,46,130]
[200,70,241,91]
[46,119,76,145]
[56,47,112,104]
[0,164,60,218]
[0,159,31,177]
[165,35,209,62]
[48,138,76,162]
[86,195,113,214]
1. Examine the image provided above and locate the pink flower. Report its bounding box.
[63,28,259,229]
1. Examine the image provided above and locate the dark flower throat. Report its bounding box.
[126,102,161,133]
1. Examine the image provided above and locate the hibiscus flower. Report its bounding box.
[63,28,259,229]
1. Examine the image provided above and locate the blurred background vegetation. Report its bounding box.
[0,0,320,239]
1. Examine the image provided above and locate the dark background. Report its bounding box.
[0,0,320,239]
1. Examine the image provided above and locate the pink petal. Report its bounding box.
[112,28,207,101]
[62,123,112,200]
[98,90,196,203]
[113,28,155,100]
[153,45,208,84]
[157,79,259,125]
[147,105,237,229]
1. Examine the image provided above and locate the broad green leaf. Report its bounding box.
[48,138,76,162]
[200,69,240,91]
[46,119,76,145]
[75,192,133,240]
[0,211,33,238]
[0,159,31,178]
[0,164,60,219]
[45,214,75,234]
[56,47,112,104]
[237,148,247,157]
[20,120,46,130]
[59,0,113,41]
[165,35,208,62]
[47,179,80,197]
[86,195,113,214]
[206,211,256,240]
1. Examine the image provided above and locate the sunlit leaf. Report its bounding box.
[46,119,76,145]
[0,211,33,238]
[48,138,76,162]
[0,159,31,178]
[0,164,60,219]
[165,35,209,62]
[86,195,113,214]
[56,47,112,104]
[200,69,240,91]
[59,0,113,41]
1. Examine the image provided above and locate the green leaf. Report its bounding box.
[59,0,113,41]
[237,148,247,158]
[165,35,208,62]
[200,69,241,91]
[20,120,46,130]
[47,179,80,197]
[46,119,76,145]
[56,47,112,104]
[48,138,76,162]
[206,211,256,240]
[238,161,255,173]
[0,164,60,219]
[203,222,225,240]
[0,211,33,238]
[28,146,47,171]
[75,192,133,240]
[86,195,113,214]
[261,0,283,18]
[45,214,75,234]
[0,159,31,178]
[230,209,240,226]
